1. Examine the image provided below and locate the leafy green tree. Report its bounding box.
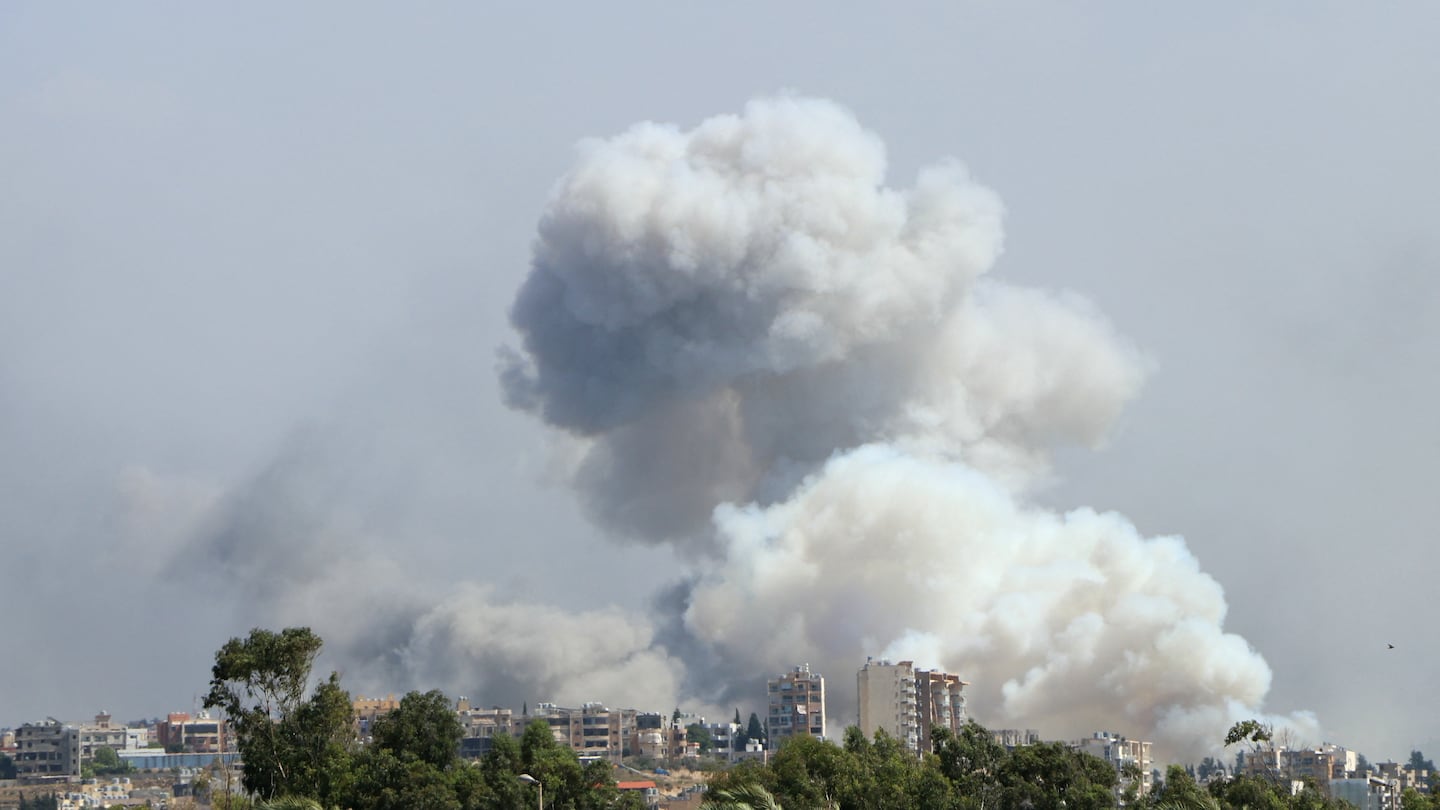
[346,690,467,810]
[688,723,715,753]
[90,746,134,776]
[203,627,355,804]
[371,690,463,771]
[1211,773,1288,810]
[933,721,1005,810]
[513,719,623,810]
[994,741,1116,810]
[0,753,17,779]
[1224,720,1272,748]
[347,748,460,810]
[1402,787,1439,810]
[1153,765,1217,810]
[767,733,858,809]
[1409,751,1436,773]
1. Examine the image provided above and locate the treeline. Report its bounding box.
[203,628,642,810]
[706,721,1365,810]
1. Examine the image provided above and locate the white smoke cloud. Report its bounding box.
[498,94,1310,757]
[684,445,1314,758]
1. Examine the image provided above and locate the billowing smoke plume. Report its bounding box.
[150,95,1308,760]
[501,95,1313,756]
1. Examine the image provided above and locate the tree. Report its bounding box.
[1153,764,1218,810]
[1224,720,1271,748]
[370,690,463,771]
[702,783,782,810]
[746,713,766,747]
[933,721,1005,810]
[203,627,355,804]
[1409,751,1436,773]
[995,741,1117,810]
[90,746,134,776]
[687,723,715,754]
[0,753,16,780]
[346,690,467,810]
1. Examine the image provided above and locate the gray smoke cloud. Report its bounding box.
[500,95,1313,758]
[146,427,686,714]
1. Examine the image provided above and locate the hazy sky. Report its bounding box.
[3,3,1438,761]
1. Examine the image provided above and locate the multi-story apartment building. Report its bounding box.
[1075,732,1154,797]
[155,711,226,754]
[630,713,689,760]
[456,701,516,757]
[768,664,826,750]
[857,659,967,754]
[78,713,131,762]
[704,721,744,759]
[532,702,639,762]
[14,719,81,777]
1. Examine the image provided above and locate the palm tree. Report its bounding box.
[255,797,326,810]
[701,783,783,810]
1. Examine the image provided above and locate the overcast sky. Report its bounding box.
[3,3,1438,762]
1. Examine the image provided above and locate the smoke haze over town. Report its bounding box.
[3,3,1439,765]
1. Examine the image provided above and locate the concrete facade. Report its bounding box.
[15,719,81,777]
[857,659,967,754]
[767,664,825,750]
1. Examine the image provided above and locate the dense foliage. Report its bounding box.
[206,627,638,810]
[707,723,1119,810]
[703,722,1368,810]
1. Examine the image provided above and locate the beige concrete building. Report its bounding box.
[77,712,131,762]
[768,664,826,750]
[532,702,641,762]
[857,659,967,754]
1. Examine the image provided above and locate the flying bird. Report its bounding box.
[1388,644,1395,649]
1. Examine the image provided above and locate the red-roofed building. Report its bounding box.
[617,780,659,808]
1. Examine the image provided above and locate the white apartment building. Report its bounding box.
[857,658,968,754]
[1076,731,1154,797]
[768,664,826,750]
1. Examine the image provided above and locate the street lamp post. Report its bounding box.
[518,773,543,810]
